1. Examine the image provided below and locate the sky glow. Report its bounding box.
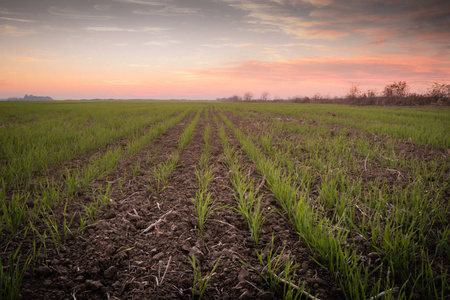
[0,0,449,100]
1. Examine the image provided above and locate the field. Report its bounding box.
[0,101,449,300]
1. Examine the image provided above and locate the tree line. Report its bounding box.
[217,82,450,106]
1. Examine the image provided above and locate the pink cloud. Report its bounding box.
[185,54,449,96]
[0,79,12,86]
[352,27,400,45]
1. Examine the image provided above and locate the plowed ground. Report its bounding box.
[18,112,342,299]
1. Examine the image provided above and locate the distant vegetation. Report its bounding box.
[217,81,450,106]
[7,94,53,101]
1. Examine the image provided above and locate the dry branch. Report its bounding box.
[363,153,370,171]
[270,273,321,300]
[386,168,404,178]
[143,210,173,233]
[121,191,143,203]
[158,256,172,286]
[210,219,237,229]
[369,287,400,300]
[355,204,369,218]
[255,175,267,195]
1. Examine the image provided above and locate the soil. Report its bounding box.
[221,110,450,292]
[15,111,343,299]
[4,107,448,299]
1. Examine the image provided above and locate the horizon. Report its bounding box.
[1,0,449,100]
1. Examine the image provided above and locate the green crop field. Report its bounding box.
[0,101,449,299]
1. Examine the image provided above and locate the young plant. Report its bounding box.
[194,167,215,191]
[0,245,33,300]
[65,169,81,197]
[38,178,61,210]
[194,189,220,233]
[241,238,308,299]
[62,199,76,240]
[147,153,179,195]
[178,111,201,150]
[80,197,101,221]
[44,217,62,255]
[78,214,88,235]
[29,222,47,261]
[247,192,271,247]
[1,192,29,237]
[117,177,125,197]
[198,152,211,170]
[94,182,113,206]
[188,255,220,300]
[131,161,141,178]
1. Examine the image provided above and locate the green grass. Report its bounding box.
[219,109,449,299]
[0,102,448,299]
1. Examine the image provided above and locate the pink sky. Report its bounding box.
[0,0,449,100]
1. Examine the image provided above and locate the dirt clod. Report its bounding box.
[104,266,118,279]
[86,279,104,290]
[36,265,52,277]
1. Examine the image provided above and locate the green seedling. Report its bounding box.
[131,161,141,177]
[194,189,223,233]
[194,167,215,191]
[0,245,33,300]
[188,255,220,300]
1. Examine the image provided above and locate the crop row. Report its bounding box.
[0,103,190,189]
[1,102,448,299]
[218,111,449,299]
[240,110,448,296]
[0,106,201,299]
[224,103,449,147]
[216,116,320,299]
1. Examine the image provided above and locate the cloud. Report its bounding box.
[310,1,450,47]
[114,0,160,4]
[9,56,38,62]
[103,80,142,86]
[128,64,151,67]
[94,5,112,11]
[352,27,400,45]
[223,0,347,40]
[301,0,333,7]
[300,28,348,40]
[116,0,202,16]
[223,0,450,47]
[186,55,450,88]
[133,6,201,16]
[236,43,261,48]
[201,42,261,48]
[9,56,54,62]
[273,42,325,48]
[273,0,332,7]
[0,25,36,36]
[0,79,11,86]
[84,26,169,33]
[48,7,112,20]
[144,40,180,46]
[0,17,35,23]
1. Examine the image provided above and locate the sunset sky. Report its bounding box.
[1,0,449,100]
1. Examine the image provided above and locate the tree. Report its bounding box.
[347,83,361,99]
[313,92,322,100]
[366,89,377,98]
[427,82,450,100]
[383,81,409,98]
[260,91,270,101]
[243,92,254,101]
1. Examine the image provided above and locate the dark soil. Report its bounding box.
[16,111,343,299]
[222,110,450,296]
[7,106,448,299]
